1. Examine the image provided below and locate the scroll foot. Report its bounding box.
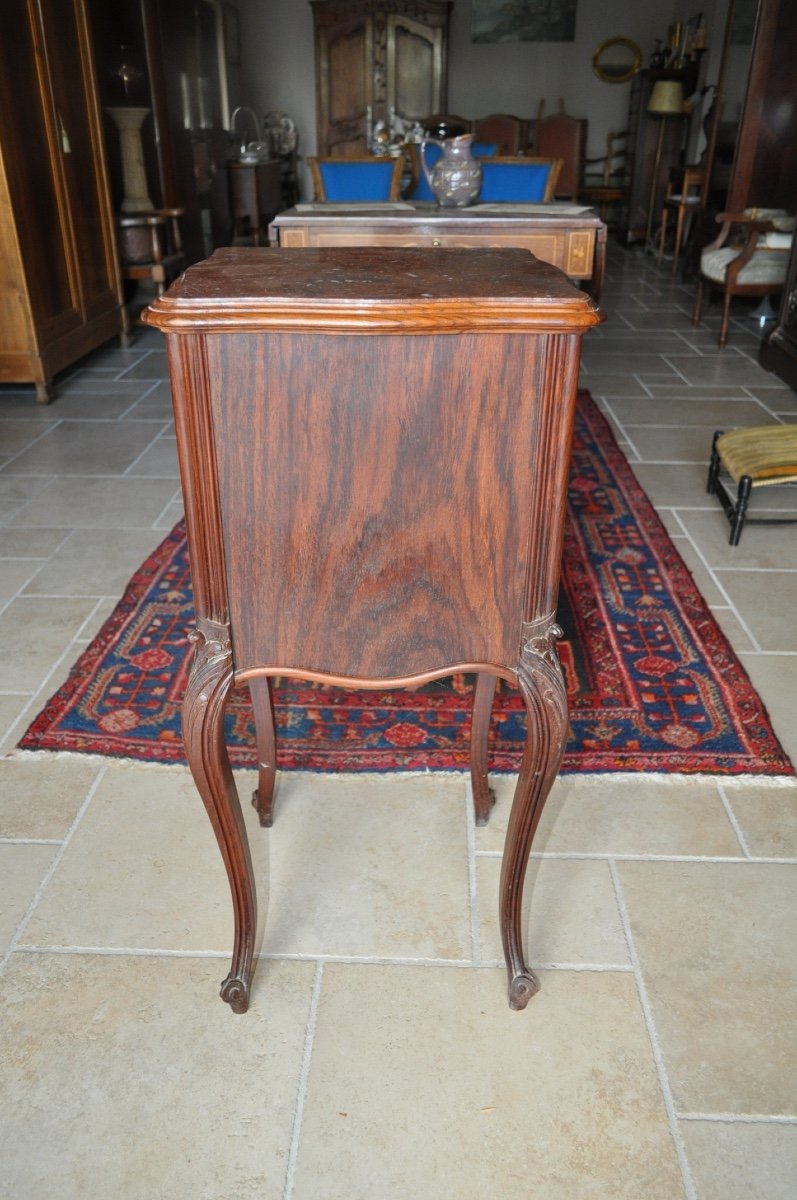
[500,615,567,1010]
[184,618,257,1012]
[220,973,251,1014]
[508,970,540,1011]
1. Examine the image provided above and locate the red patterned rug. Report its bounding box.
[18,393,792,776]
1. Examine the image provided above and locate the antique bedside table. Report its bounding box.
[144,247,602,1013]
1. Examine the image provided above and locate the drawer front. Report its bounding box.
[278,226,595,277]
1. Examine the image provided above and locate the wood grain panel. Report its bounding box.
[207,330,545,678]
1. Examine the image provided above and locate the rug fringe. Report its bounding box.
[6,749,795,787]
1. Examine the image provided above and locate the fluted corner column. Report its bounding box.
[106,106,154,213]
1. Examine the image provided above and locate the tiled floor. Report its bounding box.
[1,248,796,1198]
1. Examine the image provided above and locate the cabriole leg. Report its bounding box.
[500,616,568,1010]
[183,618,257,1013]
[249,676,277,826]
[471,672,497,826]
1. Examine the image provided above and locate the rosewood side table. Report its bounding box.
[144,247,602,1014]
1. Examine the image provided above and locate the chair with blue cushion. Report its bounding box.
[307,156,403,202]
[405,141,502,202]
[478,157,562,203]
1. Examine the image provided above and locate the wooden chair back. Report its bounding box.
[534,113,587,199]
[473,114,528,156]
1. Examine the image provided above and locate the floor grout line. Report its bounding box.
[0,765,106,976]
[283,961,324,1200]
[464,780,481,966]
[610,859,697,1200]
[678,1112,797,1124]
[716,783,754,859]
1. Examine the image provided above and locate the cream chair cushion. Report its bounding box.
[700,247,790,285]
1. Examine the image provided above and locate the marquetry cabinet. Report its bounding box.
[145,246,602,1013]
[311,0,451,155]
[0,0,124,403]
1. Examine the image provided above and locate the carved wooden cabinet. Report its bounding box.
[0,0,123,402]
[311,0,451,155]
[145,246,601,1013]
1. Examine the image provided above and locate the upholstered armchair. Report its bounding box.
[692,210,794,347]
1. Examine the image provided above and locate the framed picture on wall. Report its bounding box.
[472,1,578,44]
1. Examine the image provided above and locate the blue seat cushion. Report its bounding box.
[318,160,398,201]
[478,162,551,202]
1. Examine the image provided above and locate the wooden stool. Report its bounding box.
[707,425,797,544]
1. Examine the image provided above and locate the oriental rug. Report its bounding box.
[18,393,792,777]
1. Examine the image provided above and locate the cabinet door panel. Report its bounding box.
[387,14,444,121]
[40,0,118,320]
[0,0,79,339]
[319,16,373,155]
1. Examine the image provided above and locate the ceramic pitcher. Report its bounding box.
[420,133,482,207]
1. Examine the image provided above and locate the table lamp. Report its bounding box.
[645,80,685,249]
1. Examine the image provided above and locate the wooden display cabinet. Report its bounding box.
[0,0,124,403]
[311,0,451,156]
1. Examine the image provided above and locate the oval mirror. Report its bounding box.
[592,37,642,84]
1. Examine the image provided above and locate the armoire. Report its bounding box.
[311,0,451,156]
[0,0,124,403]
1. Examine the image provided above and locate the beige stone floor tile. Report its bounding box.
[73,596,118,642]
[680,509,797,570]
[627,424,723,463]
[22,528,164,596]
[10,476,177,528]
[714,571,797,651]
[617,860,797,1113]
[22,764,266,952]
[0,843,57,951]
[680,1120,797,1200]
[0,756,101,839]
[154,498,184,529]
[0,595,98,691]
[751,388,797,414]
[117,351,169,381]
[3,419,166,476]
[292,965,684,1200]
[669,535,726,605]
[0,694,31,749]
[707,604,757,651]
[0,474,58,507]
[262,772,471,959]
[34,391,149,419]
[644,383,760,399]
[0,952,313,1200]
[476,856,629,965]
[579,372,652,397]
[476,775,742,856]
[737,653,797,767]
[125,435,179,477]
[722,781,797,858]
[665,356,791,388]
[609,397,769,428]
[581,353,680,376]
[628,460,711,507]
[0,525,68,557]
[0,558,41,604]
[0,419,58,458]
